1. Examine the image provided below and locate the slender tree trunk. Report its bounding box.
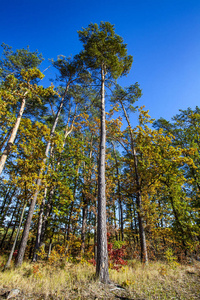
[136,192,148,262]
[161,181,188,252]
[87,211,91,247]
[0,198,20,249]
[96,65,109,283]
[94,182,98,262]
[112,142,124,241]
[7,202,23,248]
[120,101,148,263]
[7,223,17,249]
[29,238,35,259]
[119,201,123,241]
[169,195,187,250]
[81,194,88,254]
[47,237,54,259]
[32,188,47,261]
[33,109,77,255]
[0,94,27,175]
[133,200,139,245]
[15,86,68,267]
[0,188,16,227]
[4,201,26,269]
[40,187,54,244]
[81,142,93,254]
[0,128,12,152]
[66,166,79,241]
[0,188,11,216]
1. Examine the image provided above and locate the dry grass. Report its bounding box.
[110,260,200,299]
[0,257,199,299]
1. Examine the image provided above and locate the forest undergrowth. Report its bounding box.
[0,254,200,300]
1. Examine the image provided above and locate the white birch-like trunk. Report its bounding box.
[0,94,27,175]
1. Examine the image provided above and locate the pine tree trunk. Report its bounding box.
[96,65,109,283]
[0,95,27,175]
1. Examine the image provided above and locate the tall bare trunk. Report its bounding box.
[0,95,27,175]
[96,65,109,283]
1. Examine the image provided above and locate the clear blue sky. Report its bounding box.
[1,0,200,123]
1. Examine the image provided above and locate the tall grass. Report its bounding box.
[0,256,199,299]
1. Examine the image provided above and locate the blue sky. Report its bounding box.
[1,0,200,123]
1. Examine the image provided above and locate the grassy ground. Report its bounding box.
[0,257,199,299]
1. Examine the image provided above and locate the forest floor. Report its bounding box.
[0,258,200,299]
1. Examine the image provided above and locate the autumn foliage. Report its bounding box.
[0,27,199,272]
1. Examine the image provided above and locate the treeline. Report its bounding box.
[0,23,199,275]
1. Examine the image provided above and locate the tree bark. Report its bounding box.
[0,94,27,175]
[96,65,109,283]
